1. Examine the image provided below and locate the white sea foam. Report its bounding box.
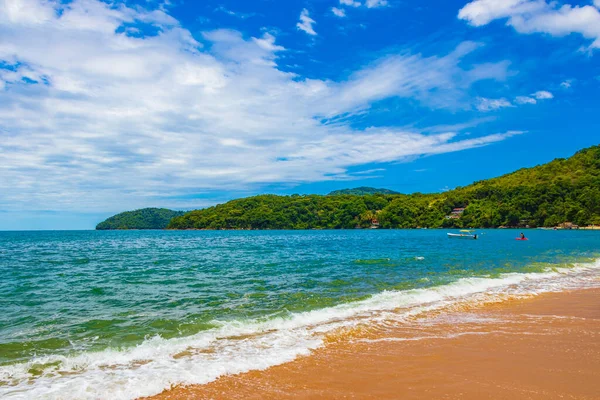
[1,259,599,400]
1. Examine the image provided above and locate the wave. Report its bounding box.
[1,259,599,400]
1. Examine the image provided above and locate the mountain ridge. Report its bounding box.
[328,187,400,196]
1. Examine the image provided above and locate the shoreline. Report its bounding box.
[4,239,599,400]
[145,288,600,400]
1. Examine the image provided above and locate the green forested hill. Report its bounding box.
[446,145,600,227]
[169,194,400,230]
[96,208,185,230]
[168,145,600,230]
[328,187,399,196]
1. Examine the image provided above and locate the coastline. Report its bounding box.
[146,288,600,400]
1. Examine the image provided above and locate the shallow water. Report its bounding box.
[1,229,599,399]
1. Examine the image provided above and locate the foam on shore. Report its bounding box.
[1,259,599,400]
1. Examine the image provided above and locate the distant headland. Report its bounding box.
[96,208,185,230]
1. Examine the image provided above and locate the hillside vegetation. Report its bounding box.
[98,146,600,230]
[96,208,185,230]
[168,145,600,230]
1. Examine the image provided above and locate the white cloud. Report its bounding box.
[326,41,511,113]
[560,80,572,88]
[515,95,537,105]
[595,0,600,9]
[0,0,55,24]
[0,0,518,213]
[340,0,361,7]
[332,7,346,17]
[514,90,554,104]
[297,8,316,36]
[253,32,285,52]
[214,6,256,19]
[337,0,387,13]
[459,0,600,50]
[476,97,514,111]
[533,90,554,99]
[458,0,543,27]
[365,0,388,8]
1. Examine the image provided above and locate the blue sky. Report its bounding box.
[0,0,599,230]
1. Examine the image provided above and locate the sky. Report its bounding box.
[0,0,599,230]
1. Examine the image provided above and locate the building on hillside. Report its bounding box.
[445,207,465,220]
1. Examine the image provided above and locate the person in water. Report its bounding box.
[520,232,526,239]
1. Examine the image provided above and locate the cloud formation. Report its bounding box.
[297,8,317,35]
[339,0,388,10]
[332,7,346,17]
[533,90,553,99]
[476,97,513,111]
[479,89,554,110]
[515,96,538,105]
[0,0,517,212]
[459,0,600,51]
[365,0,388,8]
[340,0,362,7]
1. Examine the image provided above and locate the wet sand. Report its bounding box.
[146,289,600,400]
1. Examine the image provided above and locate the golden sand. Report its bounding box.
[145,289,600,400]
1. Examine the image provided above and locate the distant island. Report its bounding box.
[98,145,600,230]
[328,187,400,196]
[96,208,185,230]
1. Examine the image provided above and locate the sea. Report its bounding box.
[1,229,599,399]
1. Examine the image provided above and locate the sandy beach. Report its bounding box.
[146,288,600,400]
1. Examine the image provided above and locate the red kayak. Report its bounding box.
[515,238,529,241]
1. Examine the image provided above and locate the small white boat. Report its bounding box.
[447,230,478,239]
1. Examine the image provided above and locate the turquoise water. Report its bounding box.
[1,229,599,399]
